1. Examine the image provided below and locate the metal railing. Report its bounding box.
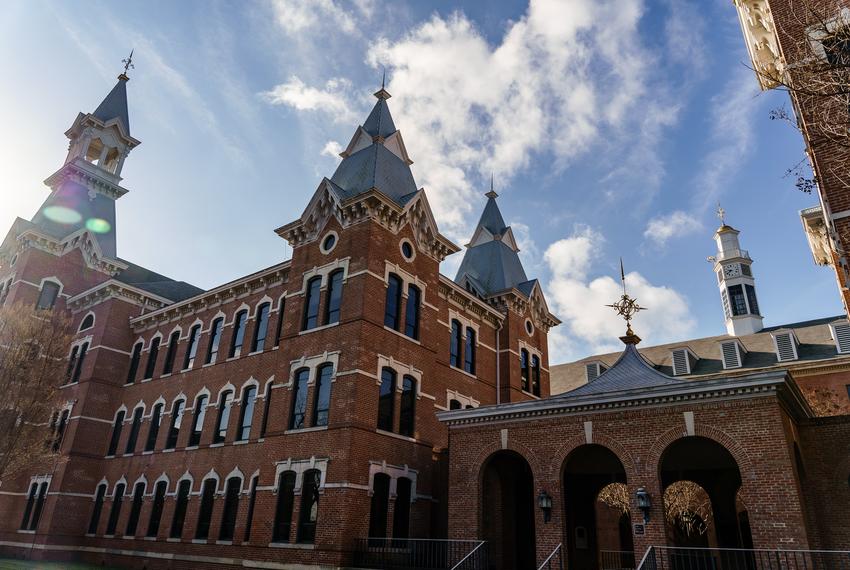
[538,543,564,570]
[637,547,850,570]
[352,538,487,570]
[602,549,636,570]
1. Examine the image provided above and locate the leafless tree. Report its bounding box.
[663,480,713,537]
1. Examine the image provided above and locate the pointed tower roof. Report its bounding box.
[92,75,131,135]
[477,188,508,235]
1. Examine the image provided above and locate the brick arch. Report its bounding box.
[646,423,752,481]
[471,439,547,487]
[551,433,637,482]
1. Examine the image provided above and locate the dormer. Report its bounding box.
[719,339,747,370]
[772,330,800,362]
[585,361,608,382]
[829,321,850,354]
[670,347,698,376]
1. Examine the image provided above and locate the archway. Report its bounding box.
[562,445,630,570]
[659,437,752,548]
[480,450,536,570]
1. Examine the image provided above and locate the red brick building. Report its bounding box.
[0,72,558,568]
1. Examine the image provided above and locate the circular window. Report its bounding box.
[320,232,338,254]
[525,319,534,336]
[400,239,415,261]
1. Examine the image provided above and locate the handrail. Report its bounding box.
[450,540,486,570]
[635,546,655,570]
[538,543,563,570]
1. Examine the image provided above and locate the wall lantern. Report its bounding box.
[537,489,553,523]
[635,487,651,523]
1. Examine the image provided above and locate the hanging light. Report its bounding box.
[537,489,553,523]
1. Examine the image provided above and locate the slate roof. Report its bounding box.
[92,77,131,135]
[330,143,418,206]
[362,99,396,139]
[477,193,508,235]
[115,260,204,302]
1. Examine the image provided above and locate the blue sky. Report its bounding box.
[0,0,841,362]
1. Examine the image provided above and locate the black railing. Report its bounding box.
[602,549,636,570]
[638,547,850,570]
[353,538,487,570]
[538,543,564,570]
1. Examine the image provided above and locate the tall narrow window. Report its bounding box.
[20,483,37,530]
[127,342,142,384]
[218,477,241,541]
[260,383,272,438]
[195,479,216,540]
[238,385,257,441]
[464,328,476,375]
[144,337,161,379]
[65,345,79,384]
[107,411,125,456]
[229,310,248,358]
[162,331,180,375]
[147,481,167,538]
[125,482,145,536]
[105,483,125,535]
[368,473,390,540]
[88,483,107,534]
[252,303,271,352]
[384,274,402,330]
[183,324,201,370]
[189,395,208,447]
[28,482,49,531]
[213,390,233,444]
[325,270,344,325]
[297,469,320,543]
[289,368,309,430]
[378,368,396,432]
[244,476,258,542]
[36,281,60,310]
[531,355,541,397]
[312,364,333,427]
[272,471,296,543]
[520,349,530,392]
[52,409,69,452]
[170,479,191,539]
[745,284,760,316]
[728,285,747,316]
[393,477,412,540]
[450,320,462,367]
[205,318,223,364]
[404,285,420,339]
[302,277,321,330]
[399,376,416,437]
[125,407,143,454]
[165,399,185,449]
[70,342,88,384]
[274,299,285,347]
[145,403,164,452]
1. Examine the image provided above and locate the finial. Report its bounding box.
[605,258,647,344]
[382,66,386,89]
[374,66,391,100]
[716,202,726,226]
[485,173,498,199]
[118,49,134,81]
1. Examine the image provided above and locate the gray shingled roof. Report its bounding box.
[330,143,418,206]
[92,78,130,135]
[477,194,508,235]
[455,239,529,296]
[115,260,204,302]
[362,99,396,139]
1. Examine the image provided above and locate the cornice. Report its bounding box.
[14,227,127,276]
[67,280,172,313]
[438,275,504,327]
[43,159,129,200]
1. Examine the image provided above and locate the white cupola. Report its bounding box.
[710,212,763,336]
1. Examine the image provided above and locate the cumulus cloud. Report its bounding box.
[643,211,703,247]
[271,0,359,35]
[321,140,343,158]
[261,77,357,124]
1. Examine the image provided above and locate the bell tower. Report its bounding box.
[711,207,763,336]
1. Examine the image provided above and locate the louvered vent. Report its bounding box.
[721,341,741,369]
[833,323,850,354]
[585,362,607,382]
[774,332,798,362]
[672,349,691,376]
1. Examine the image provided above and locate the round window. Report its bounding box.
[320,232,337,254]
[525,319,534,335]
[400,239,415,261]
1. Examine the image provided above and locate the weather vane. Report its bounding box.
[605,258,646,339]
[120,49,134,79]
[716,202,726,226]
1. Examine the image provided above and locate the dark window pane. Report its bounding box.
[165,400,185,449]
[404,285,420,339]
[71,342,88,384]
[125,407,143,454]
[289,369,310,430]
[520,349,530,392]
[393,477,412,539]
[229,311,248,358]
[531,355,541,396]
[238,386,257,441]
[144,337,160,379]
[184,325,201,370]
[219,477,241,541]
[195,479,216,540]
[189,395,208,447]
[107,411,125,456]
[105,483,125,535]
[378,368,396,432]
[20,483,37,530]
[145,404,163,452]
[162,331,180,375]
[65,346,79,384]
[450,320,462,367]
[274,300,285,347]
[272,472,296,543]
[384,274,402,330]
[244,477,258,542]
[325,270,344,325]
[745,284,760,316]
[127,343,142,384]
[213,390,233,444]
[399,376,416,437]
[28,482,49,531]
[88,484,107,534]
[52,409,69,452]
[260,383,272,438]
[464,328,476,375]
[36,282,59,310]
[170,480,191,539]
[312,365,333,427]
[302,277,321,330]
[728,284,747,316]
[146,481,167,538]
[297,470,320,543]
[205,318,223,364]
[252,303,270,352]
[79,314,94,330]
[449,399,462,410]
[368,473,390,539]
[125,482,145,536]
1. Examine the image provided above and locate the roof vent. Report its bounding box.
[671,348,697,376]
[772,331,799,362]
[830,322,850,354]
[720,340,745,369]
[585,362,608,382]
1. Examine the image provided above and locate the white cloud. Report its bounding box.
[321,140,343,158]
[643,210,703,247]
[271,0,358,35]
[261,76,356,123]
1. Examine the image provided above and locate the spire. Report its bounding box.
[93,69,131,135]
[710,210,763,335]
[477,183,508,235]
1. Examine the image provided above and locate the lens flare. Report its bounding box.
[85,218,112,234]
[43,206,82,224]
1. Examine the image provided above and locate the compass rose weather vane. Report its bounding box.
[606,258,647,342]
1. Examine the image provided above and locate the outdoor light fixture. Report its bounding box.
[537,489,553,523]
[635,487,651,523]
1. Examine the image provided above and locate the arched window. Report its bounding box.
[260,382,272,438]
[127,342,142,384]
[404,285,420,339]
[70,341,88,384]
[125,407,144,454]
[162,330,180,375]
[125,482,145,536]
[325,270,344,325]
[464,328,476,375]
[531,354,541,396]
[143,337,160,379]
[79,314,94,331]
[393,477,412,540]
[88,483,107,535]
[238,385,257,441]
[165,399,185,449]
[378,368,396,432]
[205,318,224,364]
[274,299,285,347]
[195,478,216,540]
[289,369,310,430]
[302,277,321,330]
[65,346,79,384]
[219,476,241,541]
[244,476,259,542]
[368,473,391,539]
[297,469,321,543]
[384,274,402,330]
[213,390,234,444]
[20,483,38,530]
[145,403,164,452]
[189,394,208,447]
[252,303,271,352]
[170,479,191,539]
[105,483,125,535]
[183,324,201,370]
[146,481,167,538]
[27,482,49,531]
[229,310,248,358]
[450,320,462,367]
[399,376,416,437]
[520,349,530,392]
[272,471,296,543]
[312,364,333,427]
[449,399,462,410]
[107,411,125,456]
[36,281,60,310]
[52,409,69,452]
